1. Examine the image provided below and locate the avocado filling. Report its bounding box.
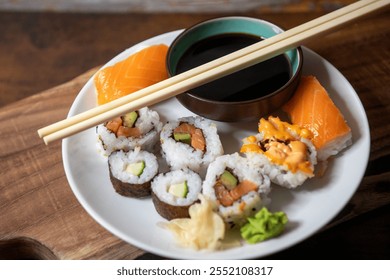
[173,132,191,145]
[125,160,145,177]
[122,111,138,128]
[168,181,188,198]
[220,170,238,190]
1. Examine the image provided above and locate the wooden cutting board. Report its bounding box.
[0,68,147,260]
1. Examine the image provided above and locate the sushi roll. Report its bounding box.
[160,116,224,175]
[283,76,352,162]
[151,169,202,220]
[108,148,159,197]
[97,107,163,156]
[241,116,317,189]
[202,153,271,227]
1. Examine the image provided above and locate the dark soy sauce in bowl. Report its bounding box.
[175,33,292,102]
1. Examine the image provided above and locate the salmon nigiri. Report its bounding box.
[94,44,169,105]
[283,76,352,161]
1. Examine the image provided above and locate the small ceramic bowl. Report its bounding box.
[166,16,303,122]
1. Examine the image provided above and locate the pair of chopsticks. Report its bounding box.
[38,0,389,145]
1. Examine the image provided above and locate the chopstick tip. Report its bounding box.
[43,136,50,146]
[37,129,44,138]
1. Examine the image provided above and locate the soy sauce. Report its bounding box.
[176,33,292,102]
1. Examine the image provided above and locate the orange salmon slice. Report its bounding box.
[95,44,169,105]
[283,76,351,153]
[214,180,257,207]
[229,180,257,201]
[191,128,206,151]
[174,123,196,135]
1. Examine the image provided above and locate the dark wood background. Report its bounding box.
[0,6,389,259]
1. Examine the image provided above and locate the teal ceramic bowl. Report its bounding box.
[167,16,303,122]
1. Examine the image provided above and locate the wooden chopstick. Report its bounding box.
[38,0,389,144]
[37,0,379,139]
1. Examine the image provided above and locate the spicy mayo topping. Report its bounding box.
[258,116,313,140]
[241,117,314,174]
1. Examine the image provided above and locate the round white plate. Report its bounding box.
[62,30,370,259]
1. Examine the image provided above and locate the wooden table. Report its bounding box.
[0,9,389,260]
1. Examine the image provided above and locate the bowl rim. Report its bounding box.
[166,16,304,105]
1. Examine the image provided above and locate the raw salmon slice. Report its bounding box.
[214,181,234,207]
[229,180,257,201]
[283,76,352,161]
[95,44,169,105]
[191,128,206,151]
[214,179,257,207]
[174,123,196,135]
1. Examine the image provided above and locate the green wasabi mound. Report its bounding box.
[240,207,288,244]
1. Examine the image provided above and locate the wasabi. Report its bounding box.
[240,207,288,244]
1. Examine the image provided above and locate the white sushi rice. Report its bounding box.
[318,131,352,161]
[108,148,159,184]
[160,116,224,175]
[151,169,202,206]
[242,133,317,189]
[97,107,162,156]
[202,153,271,226]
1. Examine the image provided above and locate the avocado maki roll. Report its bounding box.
[202,153,271,227]
[160,116,224,176]
[151,169,202,220]
[108,148,159,197]
[97,107,162,156]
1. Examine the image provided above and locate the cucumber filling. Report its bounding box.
[168,181,188,198]
[125,161,145,177]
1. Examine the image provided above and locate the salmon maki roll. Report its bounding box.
[202,153,270,227]
[160,116,224,176]
[97,107,162,156]
[283,76,352,161]
[94,44,169,105]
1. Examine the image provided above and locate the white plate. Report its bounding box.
[62,30,370,259]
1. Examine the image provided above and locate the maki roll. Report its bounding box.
[160,116,224,175]
[97,107,162,156]
[108,148,159,197]
[241,116,317,188]
[202,153,271,227]
[151,169,202,220]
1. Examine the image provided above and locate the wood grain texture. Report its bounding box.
[0,9,389,259]
[0,69,144,260]
[0,11,320,108]
[0,0,355,13]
